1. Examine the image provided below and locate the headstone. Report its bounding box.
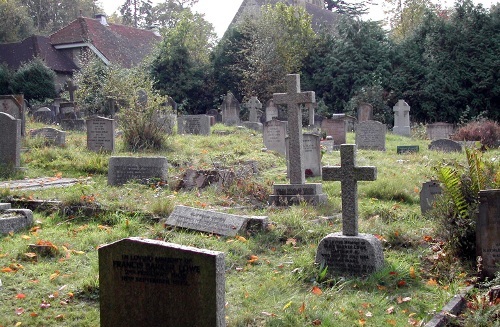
[397,145,419,154]
[177,115,211,135]
[86,116,115,152]
[0,203,33,235]
[221,92,240,126]
[268,74,327,205]
[0,95,25,136]
[426,122,454,140]
[318,144,384,275]
[263,118,287,156]
[265,99,279,122]
[287,133,321,178]
[60,102,85,130]
[166,205,268,236]
[99,237,225,327]
[321,117,347,146]
[59,102,77,119]
[321,137,334,154]
[305,102,316,126]
[0,112,21,169]
[30,127,66,146]
[392,99,411,136]
[206,109,221,124]
[357,103,373,122]
[420,180,442,214]
[428,139,462,152]
[33,107,55,124]
[153,112,176,135]
[108,156,168,186]
[476,189,500,278]
[355,120,386,151]
[246,96,262,122]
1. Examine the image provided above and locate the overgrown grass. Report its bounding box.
[1,119,498,326]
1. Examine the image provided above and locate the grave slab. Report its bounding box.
[0,207,33,234]
[99,237,225,327]
[0,112,21,170]
[263,118,287,155]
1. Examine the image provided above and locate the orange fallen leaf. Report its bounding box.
[311,286,323,295]
[397,280,407,287]
[409,266,416,278]
[50,270,60,281]
[54,314,64,321]
[358,318,366,326]
[298,302,305,314]
[387,319,397,325]
[30,312,38,317]
[1,267,14,273]
[16,294,26,299]
[312,319,322,325]
[423,235,433,242]
[247,255,259,264]
[427,278,438,286]
[235,236,247,242]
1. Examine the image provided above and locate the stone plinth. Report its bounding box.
[269,183,327,206]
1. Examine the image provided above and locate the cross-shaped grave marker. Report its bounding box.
[273,74,315,185]
[65,80,78,102]
[322,144,377,236]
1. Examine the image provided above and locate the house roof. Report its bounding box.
[49,17,162,68]
[0,35,79,73]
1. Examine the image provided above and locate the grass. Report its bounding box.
[0,118,498,326]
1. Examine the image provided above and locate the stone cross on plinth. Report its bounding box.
[65,80,78,102]
[246,96,262,123]
[273,74,315,185]
[393,99,411,136]
[322,144,377,236]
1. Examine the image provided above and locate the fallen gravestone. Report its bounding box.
[0,112,21,170]
[0,177,83,191]
[392,99,411,137]
[86,116,115,152]
[99,237,225,327]
[165,205,268,236]
[318,144,384,275]
[108,157,168,186]
[355,120,386,151]
[0,203,34,234]
[420,180,442,214]
[476,189,500,278]
[428,139,462,152]
[30,127,66,146]
[177,115,211,135]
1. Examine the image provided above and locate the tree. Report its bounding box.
[0,0,33,42]
[0,65,12,95]
[323,0,375,16]
[10,58,56,102]
[384,0,439,41]
[119,0,198,28]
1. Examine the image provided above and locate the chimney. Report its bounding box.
[95,14,109,26]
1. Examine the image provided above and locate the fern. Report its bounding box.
[435,166,469,219]
[465,145,486,195]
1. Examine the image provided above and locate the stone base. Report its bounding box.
[269,183,327,206]
[242,122,263,132]
[393,126,411,137]
[0,208,34,234]
[316,232,384,276]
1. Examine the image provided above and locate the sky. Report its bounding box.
[99,0,498,38]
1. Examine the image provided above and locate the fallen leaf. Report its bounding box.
[298,302,305,314]
[40,301,51,309]
[54,314,64,321]
[24,252,37,261]
[423,235,433,242]
[261,311,277,317]
[30,312,38,317]
[427,278,438,286]
[283,301,292,310]
[15,307,25,315]
[21,235,31,240]
[15,323,22,327]
[409,266,416,279]
[50,270,60,281]
[235,236,247,242]
[386,306,395,314]
[397,280,407,287]
[365,312,373,317]
[311,286,323,295]
[312,319,322,325]
[377,284,387,290]
[397,296,411,304]
[286,238,297,246]
[387,319,397,325]
[16,293,26,299]
[358,318,366,325]
[389,271,398,276]
[1,267,14,273]
[247,255,259,264]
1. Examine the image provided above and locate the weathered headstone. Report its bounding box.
[246,96,262,122]
[30,127,66,146]
[355,120,386,151]
[321,117,347,146]
[60,102,85,130]
[397,145,419,154]
[268,74,327,205]
[476,189,500,278]
[65,79,78,102]
[392,99,411,136]
[287,133,321,178]
[0,112,21,170]
[428,139,462,152]
[357,103,373,122]
[177,115,211,135]
[321,136,334,154]
[166,205,268,236]
[153,111,176,134]
[86,116,115,152]
[263,118,287,155]
[265,99,279,122]
[221,92,240,126]
[318,144,384,275]
[305,102,317,126]
[426,122,454,140]
[99,237,225,327]
[206,109,222,124]
[0,95,25,136]
[33,107,55,124]
[420,180,442,214]
[108,157,168,186]
[0,203,33,235]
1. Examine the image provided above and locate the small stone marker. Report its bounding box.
[397,145,419,154]
[476,189,500,278]
[263,118,287,155]
[166,205,268,236]
[392,99,411,136]
[357,103,373,122]
[420,180,442,214]
[0,112,21,170]
[221,92,240,126]
[30,127,66,146]
[318,144,384,275]
[355,120,386,151]
[86,116,115,152]
[426,122,454,140]
[0,203,34,234]
[428,139,462,152]
[177,115,211,135]
[99,237,225,327]
[108,157,168,186]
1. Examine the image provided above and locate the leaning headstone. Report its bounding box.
[0,112,21,170]
[99,237,225,327]
[287,133,321,178]
[318,144,384,275]
[177,115,211,135]
[420,180,442,214]
[86,116,115,152]
[357,103,373,122]
[263,118,287,156]
[355,120,386,151]
[30,127,66,146]
[108,156,168,186]
[166,205,268,236]
[33,107,55,124]
[392,99,411,136]
[428,139,462,152]
[426,122,454,140]
[476,189,500,278]
[0,203,34,235]
[268,74,327,205]
[221,92,240,126]
[321,117,347,146]
[0,95,25,136]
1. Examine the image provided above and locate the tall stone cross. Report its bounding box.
[322,144,377,236]
[273,74,315,185]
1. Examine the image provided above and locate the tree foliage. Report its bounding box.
[0,0,33,42]
[323,0,375,16]
[119,0,198,28]
[384,0,440,41]
[10,58,56,102]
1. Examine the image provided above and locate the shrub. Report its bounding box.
[451,120,500,149]
[10,57,56,101]
[0,64,11,94]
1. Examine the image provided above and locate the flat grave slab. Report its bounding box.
[0,177,82,191]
